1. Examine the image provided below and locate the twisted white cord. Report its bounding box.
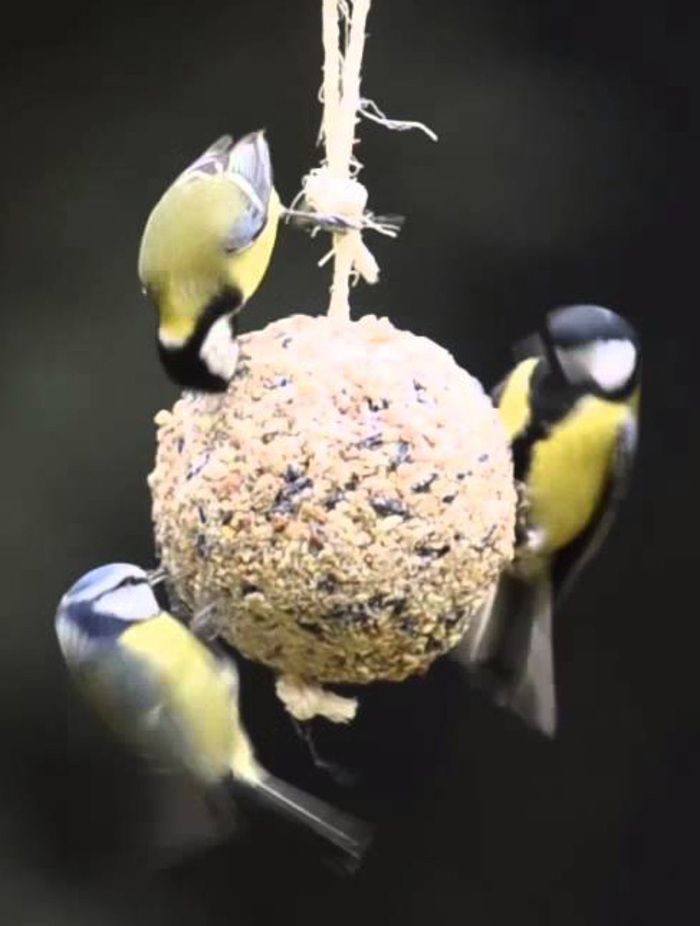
[358,97,439,141]
[290,0,436,322]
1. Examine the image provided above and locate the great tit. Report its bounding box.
[138,132,281,392]
[460,305,640,735]
[55,563,371,867]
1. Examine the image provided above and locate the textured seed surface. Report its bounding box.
[150,313,516,684]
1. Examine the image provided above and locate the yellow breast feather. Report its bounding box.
[527,396,632,552]
[121,615,238,783]
[497,358,539,439]
[229,188,281,302]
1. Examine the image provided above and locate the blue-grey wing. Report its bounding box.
[79,645,194,773]
[227,131,272,208]
[177,135,234,182]
[224,207,266,253]
[223,132,273,252]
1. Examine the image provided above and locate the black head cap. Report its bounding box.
[543,304,640,397]
[545,304,638,349]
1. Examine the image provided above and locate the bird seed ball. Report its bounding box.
[150,313,516,684]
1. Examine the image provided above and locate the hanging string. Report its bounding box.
[284,0,437,322]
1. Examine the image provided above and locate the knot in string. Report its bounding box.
[275,675,358,723]
[297,166,385,287]
[304,166,368,221]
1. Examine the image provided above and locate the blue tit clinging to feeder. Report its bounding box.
[138,132,281,392]
[55,563,372,867]
[462,305,641,735]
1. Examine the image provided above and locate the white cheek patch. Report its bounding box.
[556,339,637,392]
[65,564,146,606]
[93,584,161,621]
[199,314,239,382]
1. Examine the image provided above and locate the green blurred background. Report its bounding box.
[0,1,696,923]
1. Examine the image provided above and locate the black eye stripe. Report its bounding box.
[68,601,130,640]
[116,575,145,590]
[88,574,144,607]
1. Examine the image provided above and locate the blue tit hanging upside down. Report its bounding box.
[138,132,281,392]
[460,305,641,736]
[55,563,372,868]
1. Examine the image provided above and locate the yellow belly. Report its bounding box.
[527,396,628,552]
[232,188,281,301]
[121,615,239,783]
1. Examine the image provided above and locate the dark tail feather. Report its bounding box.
[456,572,557,736]
[501,577,556,736]
[251,772,373,872]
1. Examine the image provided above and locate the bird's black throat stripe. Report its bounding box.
[159,287,243,392]
[511,360,586,483]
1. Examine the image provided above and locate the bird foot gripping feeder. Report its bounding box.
[149,0,516,722]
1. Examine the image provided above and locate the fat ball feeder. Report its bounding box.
[149,0,516,723]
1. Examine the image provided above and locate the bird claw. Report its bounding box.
[190,602,220,642]
[524,527,547,555]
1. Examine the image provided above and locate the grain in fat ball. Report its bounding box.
[150,313,516,685]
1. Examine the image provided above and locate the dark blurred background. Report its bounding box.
[0,0,697,923]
